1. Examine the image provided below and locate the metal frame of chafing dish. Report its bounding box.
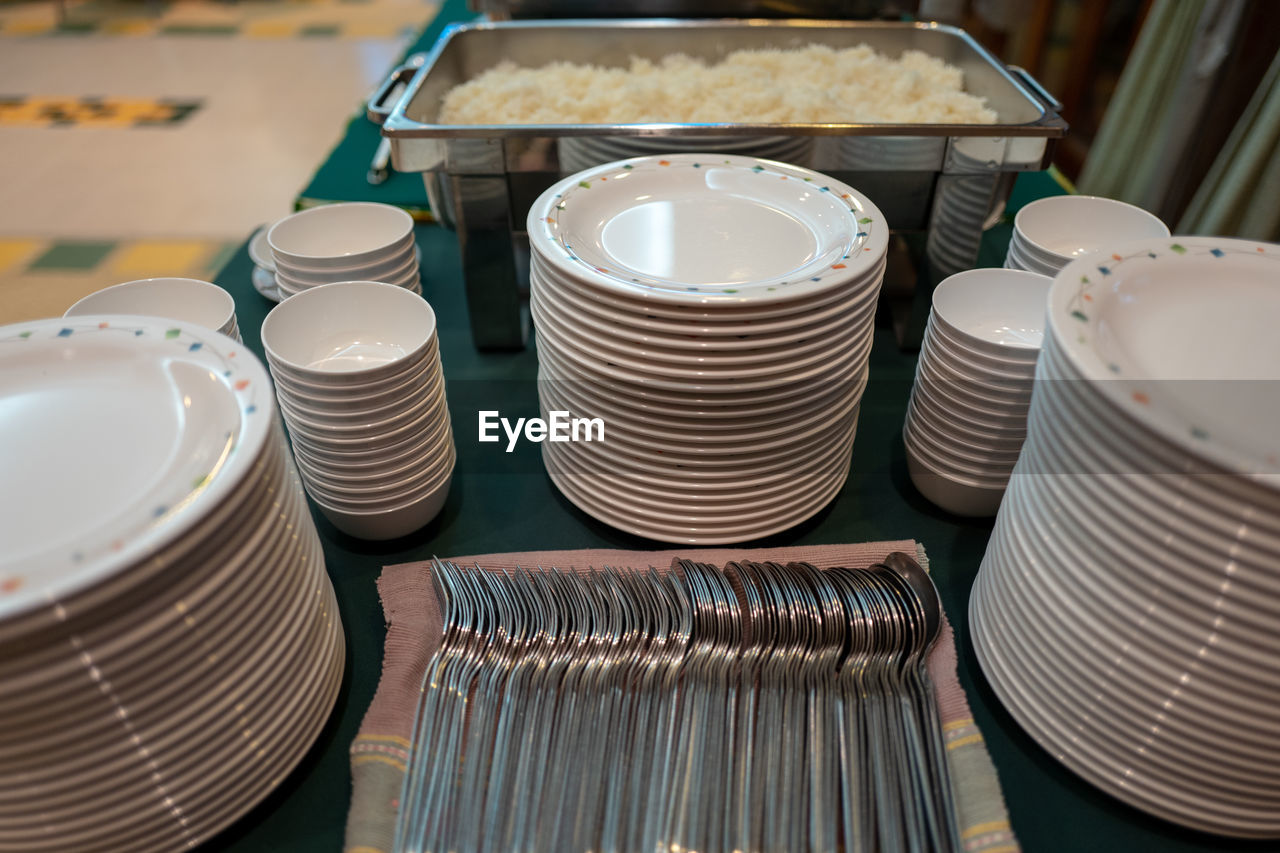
[370,19,1066,351]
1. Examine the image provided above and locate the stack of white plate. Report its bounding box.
[526,153,888,544]
[971,236,1280,837]
[1004,194,1169,275]
[65,276,242,342]
[904,268,1049,517]
[261,281,455,541]
[559,134,815,174]
[267,202,421,298]
[0,316,344,852]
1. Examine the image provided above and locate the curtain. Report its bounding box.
[1177,47,1280,240]
[1076,0,1249,222]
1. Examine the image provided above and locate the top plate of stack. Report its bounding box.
[532,153,888,306]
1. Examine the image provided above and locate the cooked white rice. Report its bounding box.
[438,45,997,125]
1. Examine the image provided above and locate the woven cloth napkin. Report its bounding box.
[344,541,1019,853]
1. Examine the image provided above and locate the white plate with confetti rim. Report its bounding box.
[529,153,888,306]
[0,316,271,622]
[1049,236,1280,485]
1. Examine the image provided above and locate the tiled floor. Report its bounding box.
[0,0,435,324]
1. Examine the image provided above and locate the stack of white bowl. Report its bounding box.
[972,236,1280,837]
[527,153,888,544]
[0,315,343,852]
[266,202,421,298]
[65,276,241,341]
[559,134,814,174]
[261,281,454,541]
[1005,194,1169,275]
[904,268,1051,517]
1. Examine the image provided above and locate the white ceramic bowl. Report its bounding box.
[279,389,445,439]
[905,403,1026,464]
[930,268,1051,355]
[269,339,439,402]
[283,398,446,454]
[267,202,414,271]
[925,318,1039,374]
[65,278,236,337]
[903,420,1014,483]
[1005,236,1064,276]
[291,420,452,478]
[261,281,437,384]
[296,444,453,502]
[273,371,442,426]
[311,471,452,541]
[905,441,1007,517]
[273,245,417,286]
[1013,195,1170,267]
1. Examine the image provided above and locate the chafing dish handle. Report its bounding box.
[366,53,427,125]
[1006,65,1063,114]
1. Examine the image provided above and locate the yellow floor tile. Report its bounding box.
[2,20,55,35]
[0,239,44,274]
[109,240,217,277]
[100,19,157,35]
[0,271,115,325]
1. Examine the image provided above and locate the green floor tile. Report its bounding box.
[52,22,100,34]
[28,240,116,271]
[299,24,340,37]
[159,24,238,36]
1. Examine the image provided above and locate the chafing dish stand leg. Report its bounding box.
[452,174,529,351]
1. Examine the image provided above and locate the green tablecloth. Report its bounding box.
[206,203,1271,853]
[202,11,1274,849]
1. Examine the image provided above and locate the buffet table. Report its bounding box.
[200,11,1272,853]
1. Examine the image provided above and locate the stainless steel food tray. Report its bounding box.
[372,19,1066,350]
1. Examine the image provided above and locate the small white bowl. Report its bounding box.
[267,202,414,270]
[919,348,1036,405]
[911,377,1031,436]
[923,328,1039,385]
[905,440,1007,517]
[261,281,437,384]
[903,420,1015,481]
[279,387,446,437]
[273,245,417,286]
[296,444,454,503]
[1005,236,1064,276]
[269,336,438,399]
[312,471,452,541]
[292,421,453,478]
[65,278,236,336]
[931,268,1052,354]
[273,371,443,426]
[906,401,1026,463]
[1013,195,1170,266]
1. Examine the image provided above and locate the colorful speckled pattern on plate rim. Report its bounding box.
[0,316,273,618]
[1050,236,1280,481]
[531,153,888,306]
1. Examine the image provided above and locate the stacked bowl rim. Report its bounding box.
[261,281,437,384]
[1013,195,1170,267]
[266,202,414,270]
[930,268,1052,356]
[64,277,237,337]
